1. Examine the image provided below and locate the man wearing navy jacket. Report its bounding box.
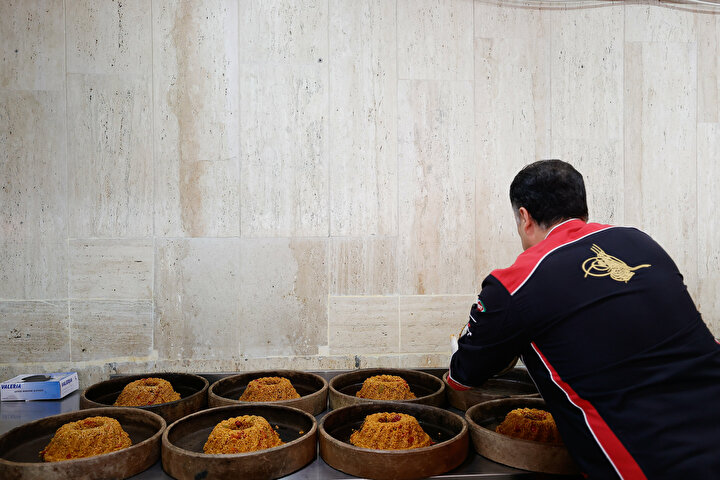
[448,160,720,479]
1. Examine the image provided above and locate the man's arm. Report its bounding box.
[447,275,527,390]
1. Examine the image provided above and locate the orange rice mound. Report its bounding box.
[350,412,432,450]
[239,377,300,402]
[40,416,132,462]
[356,375,416,400]
[114,377,181,406]
[203,415,284,454]
[495,408,562,443]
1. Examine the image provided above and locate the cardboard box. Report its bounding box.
[1,372,78,401]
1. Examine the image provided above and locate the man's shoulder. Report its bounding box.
[490,221,636,295]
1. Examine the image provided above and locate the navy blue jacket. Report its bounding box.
[449,219,720,479]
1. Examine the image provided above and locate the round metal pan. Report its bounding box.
[319,401,468,480]
[329,368,445,410]
[0,407,165,480]
[208,370,328,415]
[80,372,208,424]
[465,397,580,475]
[161,404,316,480]
[444,368,539,411]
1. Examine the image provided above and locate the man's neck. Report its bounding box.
[544,218,580,239]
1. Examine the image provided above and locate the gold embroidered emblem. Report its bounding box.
[582,244,651,283]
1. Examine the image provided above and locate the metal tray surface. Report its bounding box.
[162,404,317,480]
[0,407,165,480]
[80,372,209,425]
[444,368,539,411]
[319,401,469,480]
[466,397,580,475]
[208,369,328,415]
[329,368,445,410]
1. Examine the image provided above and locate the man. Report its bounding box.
[448,160,720,479]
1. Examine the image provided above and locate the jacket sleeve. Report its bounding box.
[447,274,528,390]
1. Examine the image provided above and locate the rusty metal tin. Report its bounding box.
[329,368,445,410]
[444,368,539,411]
[465,397,580,475]
[161,404,316,480]
[0,406,165,480]
[208,370,328,415]
[80,372,209,425]
[319,401,468,480]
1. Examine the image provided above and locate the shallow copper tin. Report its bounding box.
[80,372,209,425]
[465,397,580,475]
[162,404,317,480]
[319,401,468,480]
[443,368,539,411]
[0,406,165,480]
[208,370,328,415]
[328,368,445,410]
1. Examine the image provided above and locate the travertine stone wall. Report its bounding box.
[1,0,719,385]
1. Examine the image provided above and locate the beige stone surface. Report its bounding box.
[330,236,397,296]
[329,0,397,237]
[240,64,328,237]
[4,0,720,380]
[697,123,720,333]
[157,158,240,238]
[551,5,623,120]
[0,90,67,299]
[398,0,473,80]
[66,0,151,75]
[0,301,69,363]
[623,41,644,229]
[239,0,327,64]
[400,295,475,353]
[551,6,624,226]
[398,80,475,295]
[67,73,153,238]
[399,353,451,369]
[0,90,67,241]
[475,1,549,40]
[153,0,240,237]
[328,296,399,355]
[69,239,153,299]
[474,15,551,276]
[0,0,65,91]
[155,238,241,360]
[0,239,68,301]
[624,41,698,296]
[150,355,358,373]
[625,3,696,43]
[70,300,153,361]
[697,277,720,336]
[239,238,328,357]
[697,14,720,123]
[551,138,624,225]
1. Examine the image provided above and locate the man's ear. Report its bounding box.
[517,207,533,233]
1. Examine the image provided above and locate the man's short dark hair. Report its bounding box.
[509,159,588,228]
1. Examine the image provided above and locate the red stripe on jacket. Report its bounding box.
[491,219,612,295]
[446,370,471,391]
[531,343,647,480]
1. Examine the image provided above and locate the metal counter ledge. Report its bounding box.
[0,370,582,480]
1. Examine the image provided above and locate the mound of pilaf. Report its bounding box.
[40,416,132,462]
[203,415,284,454]
[495,408,562,443]
[239,377,300,402]
[355,375,416,400]
[350,412,432,450]
[114,377,181,406]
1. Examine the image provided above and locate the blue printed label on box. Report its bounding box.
[1,372,78,401]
